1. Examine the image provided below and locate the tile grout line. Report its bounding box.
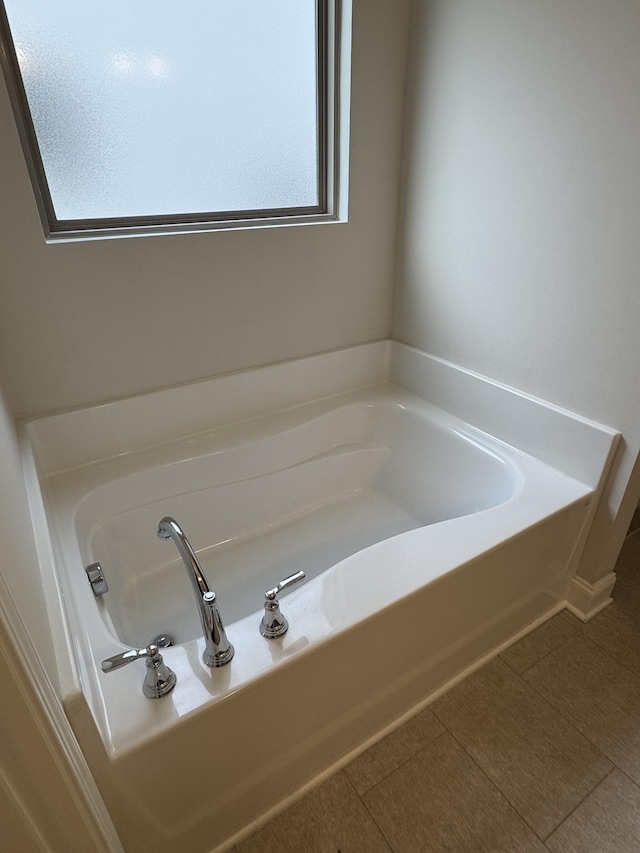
[577,611,640,681]
[352,728,449,799]
[352,723,546,852]
[521,629,640,759]
[498,630,577,678]
[498,607,589,678]
[516,636,623,790]
[607,762,640,793]
[495,608,593,683]
[539,765,617,844]
[353,602,634,850]
[430,658,617,843]
[343,763,405,853]
[429,709,548,843]
[346,725,448,798]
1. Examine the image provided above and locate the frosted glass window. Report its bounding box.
[1,0,329,234]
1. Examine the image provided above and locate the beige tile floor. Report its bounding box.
[235,527,640,852]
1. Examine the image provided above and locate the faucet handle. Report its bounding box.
[101,646,150,672]
[101,644,177,699]
[260,571,306,638]
[265,570,306,601]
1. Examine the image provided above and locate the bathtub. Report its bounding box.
[22,341,619,853]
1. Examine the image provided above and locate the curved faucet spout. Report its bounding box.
[157,516,234,667]
[157,516,211,598]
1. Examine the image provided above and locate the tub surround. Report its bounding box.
[26,341,388,477]
[20,341,619,853]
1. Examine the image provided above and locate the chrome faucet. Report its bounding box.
[101,644,177,699]
[260,571,306,638]
[157,516,234,667]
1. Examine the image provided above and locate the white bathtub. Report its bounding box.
[22,342,618,853]
[80,392,519,650]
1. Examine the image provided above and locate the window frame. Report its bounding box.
[0,0,350,242]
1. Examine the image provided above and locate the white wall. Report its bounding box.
[0,0,411,420]
[393,0,640,583]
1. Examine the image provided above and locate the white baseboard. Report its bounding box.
[565,572,616,621]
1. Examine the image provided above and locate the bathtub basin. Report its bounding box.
[22,342,619,853]
[78,394,517,650]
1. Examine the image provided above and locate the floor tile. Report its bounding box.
[524,633,640,786]
[613,574,640,619]
[546,769,640,852]
[557,608,584,628]
[431,658,611,839]
[362,733,546,853]
[344,707,445,794]
[582,599,640,678]
[236,772,391,853]
[500,612,579,674]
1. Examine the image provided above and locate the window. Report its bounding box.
[0,0,350,240]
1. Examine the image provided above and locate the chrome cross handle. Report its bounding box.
[260,570,306,638]
[101,644,177,699]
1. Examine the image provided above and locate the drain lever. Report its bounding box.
[86,562,108,596]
